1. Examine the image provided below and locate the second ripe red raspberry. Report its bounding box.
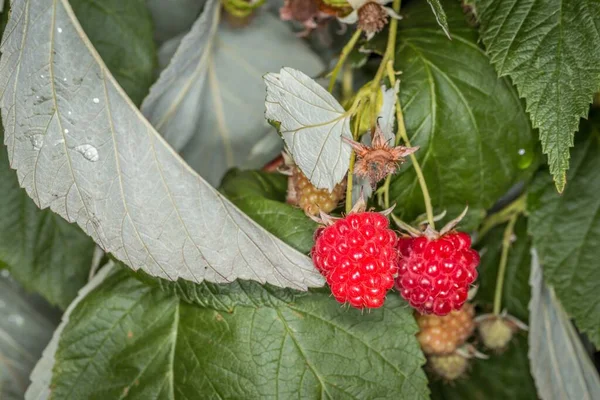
[312,212,399,309]
[396,232,480,315]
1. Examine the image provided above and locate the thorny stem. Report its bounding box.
[493,214,518,315]
[328,29,363,93]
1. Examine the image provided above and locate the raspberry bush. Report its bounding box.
[0,0,597,398]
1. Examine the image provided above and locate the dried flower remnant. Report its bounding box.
[344,124,419,187]
[338,0,401,39]
[280,0,335,36]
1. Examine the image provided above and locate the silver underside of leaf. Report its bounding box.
[142,2,323,186]
[0,0,324,290]
[264,68,352,192]
[528,249,600,400]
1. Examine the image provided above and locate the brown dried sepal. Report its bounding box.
[280,0,333,36]
[344,124,419,188]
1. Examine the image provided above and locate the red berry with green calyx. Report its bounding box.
[311,199,399,309]
[394,208,480,316]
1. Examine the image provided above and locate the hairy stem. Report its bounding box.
[328,29,363,93]
[493,215,518,315]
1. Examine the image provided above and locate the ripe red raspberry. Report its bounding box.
[312,211,399,309]
[416,303,475,355]
[396,231,479,315]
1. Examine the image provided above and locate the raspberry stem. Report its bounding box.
[366,0,435,229]
[368,0,402,125]
[346,100,364,212]
[493,214,518,315]
[328,29,363,93]
[346,152,357,213]
[382,62,436,228]
[478,193,526,240]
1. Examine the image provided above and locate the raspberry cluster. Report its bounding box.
[312,212,399,309]
[416,303,475,355]
[396,232,480,315]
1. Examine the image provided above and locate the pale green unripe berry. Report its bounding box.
[429,353,469,381]
[479,318,513,350]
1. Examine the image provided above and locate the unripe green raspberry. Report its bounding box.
[429,353,469,381]
[478,318,514,350]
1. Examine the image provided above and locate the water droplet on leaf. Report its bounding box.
[517,147,533,169]
[30,134,44,150]
[8,314,24,326]
[93,98,100,104]
[75,144,99,162]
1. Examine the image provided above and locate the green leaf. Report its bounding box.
[476,217,531,321]
[388,0,536,229]
[0,273,57,400]
[0,128,95,309]
[70,0,156,105]
[426,0,451,39]
[429,335,536,400]
[527,129,600,347]
[48,268,430,399]
[220,169,317,254]
[475,0,600,192]
[26,264,115,400]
